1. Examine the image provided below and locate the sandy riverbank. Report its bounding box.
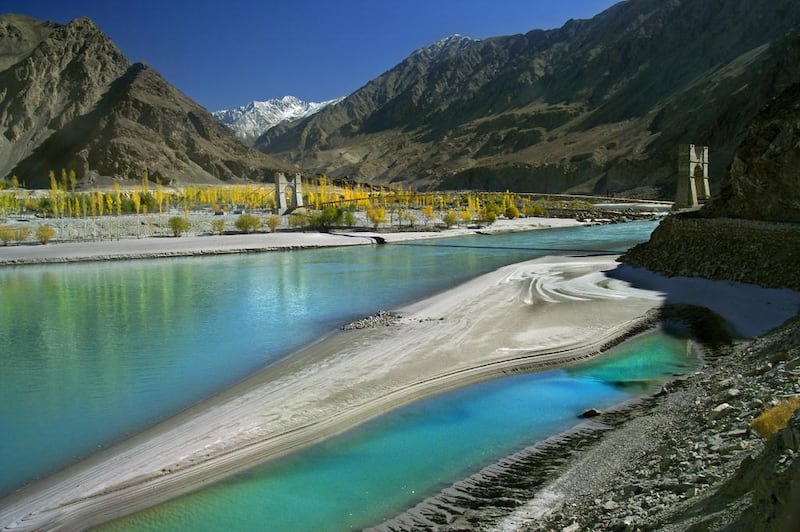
[3,254,798,530]
[0,216,590,266]
[0,255,656,530]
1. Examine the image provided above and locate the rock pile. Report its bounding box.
[341,310,401,331]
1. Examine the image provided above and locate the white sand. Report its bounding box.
[3,252,797,530]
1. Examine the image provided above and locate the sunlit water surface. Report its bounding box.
[0,222,666,524]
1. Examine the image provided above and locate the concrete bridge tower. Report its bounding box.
[674,144,710,210]
[275,172,304,214]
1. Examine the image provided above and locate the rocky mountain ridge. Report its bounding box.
[213,95,342,145]
[0,14,289,187]
[257,0,800,197]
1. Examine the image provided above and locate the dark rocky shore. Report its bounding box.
[519,316,800,531]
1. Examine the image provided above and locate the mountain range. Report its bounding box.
[213,96,342,145]
[0,14,290,188]
[257,0,800,197]
[2,0,800,196]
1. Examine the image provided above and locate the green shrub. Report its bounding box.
[14,226,30,243]
[523,203,547,217]
[0,225,14,245]
[168,216,191,237]
[235,213,261,233]
[289,213,307,228]
[309,206,344,232]
[442,210,458,228]
[211,218,225,235]
[266,214,280,233]
[36,224,56,244]
[482,203,501,223]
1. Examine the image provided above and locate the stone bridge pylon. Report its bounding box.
[674,144,711,210]
[275,172,304,214]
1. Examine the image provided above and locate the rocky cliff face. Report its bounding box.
[0,14,289,187]
[704,83,800,223]
[258,0,800,196]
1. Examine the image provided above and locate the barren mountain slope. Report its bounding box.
[0,15,290,187]
[258,0,800,197]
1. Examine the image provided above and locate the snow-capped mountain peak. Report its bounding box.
[213,95,342,144]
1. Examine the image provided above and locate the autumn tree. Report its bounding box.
[421,205,435,226]
[113,182,122,216]
[366,206,386,230]
[443,210,458,228]
[504,204,520,219]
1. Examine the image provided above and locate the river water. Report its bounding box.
[0,221,691,529]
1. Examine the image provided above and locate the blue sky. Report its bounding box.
[4,0,620,111]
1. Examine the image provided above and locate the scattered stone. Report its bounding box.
[601,500,619,511]
[749,363,773,376]
[785,357,800,371]
[717,377,735,389]
[724,387,742,399]
[769,351,791,365]
[710,402,735,420]
[579,408,603,418]
[341,310,401,330]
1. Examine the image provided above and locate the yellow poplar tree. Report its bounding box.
[114,182,122,216]
[156,183,164,214]
[49,171,60,217]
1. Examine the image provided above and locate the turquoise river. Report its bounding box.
[0,221,696,530]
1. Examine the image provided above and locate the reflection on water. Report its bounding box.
[0,221,657,498]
